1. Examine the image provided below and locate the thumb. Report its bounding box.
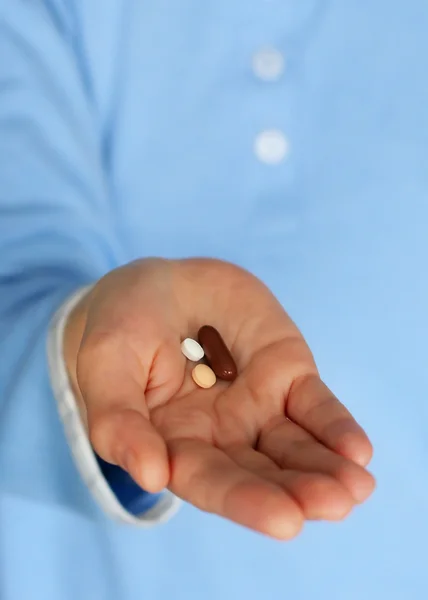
[76,333,170,493]
[89,407,170,493]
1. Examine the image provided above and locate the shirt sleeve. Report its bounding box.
[0,0,179,525]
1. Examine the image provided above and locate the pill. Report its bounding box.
[198,325,238,382]
[181,338,205,362]
[192,364,217,389]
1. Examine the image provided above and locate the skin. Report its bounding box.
[64,258,375,540]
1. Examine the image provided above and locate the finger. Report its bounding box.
[77,332,170,492]
[89,408,169,493]
[168,438,304,540]
[226,445,354,521]
[286,375,374,467]
[258,418,375,504]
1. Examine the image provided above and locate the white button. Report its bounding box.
[254,130,289,164]
[252,48,285,81]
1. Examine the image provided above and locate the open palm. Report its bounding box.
[69,258,375,539]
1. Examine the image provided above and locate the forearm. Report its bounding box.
[0,278,93,507]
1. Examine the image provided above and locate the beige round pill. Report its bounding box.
[192,364,217,389]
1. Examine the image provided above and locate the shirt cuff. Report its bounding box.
[47,285,181,526]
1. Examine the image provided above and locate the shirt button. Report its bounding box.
[252,48,285,81]
[254,130,290,164]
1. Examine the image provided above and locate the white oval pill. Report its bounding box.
[181,338,205,362]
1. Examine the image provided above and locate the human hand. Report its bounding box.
[64,258,375,539]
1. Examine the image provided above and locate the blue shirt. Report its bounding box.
[1,1,427,599]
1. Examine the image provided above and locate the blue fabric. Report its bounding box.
[1,1,428,599]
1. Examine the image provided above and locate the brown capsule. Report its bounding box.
[198,325,238,382]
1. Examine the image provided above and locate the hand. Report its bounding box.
[65,258,375,539]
